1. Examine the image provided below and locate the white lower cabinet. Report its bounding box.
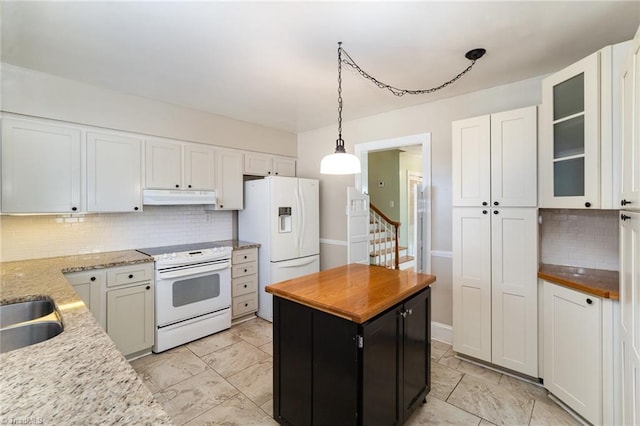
[65,262,154,359]
[542,280,619,425]
[453,207,538,376]
[231,247,258,320]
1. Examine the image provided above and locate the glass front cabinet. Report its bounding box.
[541,51,600,208]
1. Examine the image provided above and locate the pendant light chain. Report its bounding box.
[336,42,345,153]
[339,46,483,97]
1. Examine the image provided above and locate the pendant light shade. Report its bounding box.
[320,149,361,175]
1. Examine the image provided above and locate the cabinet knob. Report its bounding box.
[268,171,271,175]
[482,201,488,206]
[482,210,488,215]
[244,255,248,259]
[220,205,223,208]
[244,303,248,307]
[146,286,151,290]
[244,269,248,273]
[71,207,78,211]
[90,276,96,282]
[134,206,139,211]
[244,284,248,288]
[586,298,593,305]
[493,210,499,215]
[493,201,499,206]
[188,184,192,188]
[621,214,631,221]
[407,308,413,315]
[621,199,632,206]
[585,202,591,208]
[275,172,279,175]
[128,274,134,279]
[175,184,180,188]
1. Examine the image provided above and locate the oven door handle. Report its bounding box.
[158,262,230,280]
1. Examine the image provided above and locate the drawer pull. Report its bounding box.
[586,298,593,305]
[244,269,248,273]
[245,303,248,307]
[146,286,151,290]
[244,255,248,259]
[90,276,96,282]
[128,274,134,279]
[244,284,248,288]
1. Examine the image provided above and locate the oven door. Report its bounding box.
[155,261,231,327]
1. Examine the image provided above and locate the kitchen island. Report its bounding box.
[266,263,436,425]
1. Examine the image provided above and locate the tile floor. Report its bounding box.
[130,318,581,425]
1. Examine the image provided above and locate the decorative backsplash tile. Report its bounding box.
[0,206,233,262]
[539,209,619,271]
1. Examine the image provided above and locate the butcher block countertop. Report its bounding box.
[265,263,436,324]
[538,263,619,300]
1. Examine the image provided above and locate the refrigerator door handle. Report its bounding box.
[275,257,318,268]
[298,182,304,255]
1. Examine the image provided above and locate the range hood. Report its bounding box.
[142,189,217,205]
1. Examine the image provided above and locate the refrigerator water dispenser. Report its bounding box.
[278,207,292,233]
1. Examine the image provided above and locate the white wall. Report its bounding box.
[297,75,544,325]
[1,63,297,156]
[0,206,232,262]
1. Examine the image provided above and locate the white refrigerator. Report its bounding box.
[238,176,320,321]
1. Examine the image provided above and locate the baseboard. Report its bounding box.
[431,321,453,345]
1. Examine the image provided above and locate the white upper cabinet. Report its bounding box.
[87,131,142,212]
[541,42,630,209]
[212,149,243,210]
[144,139,215,190]
[144,139,183,189]
[244,152,296,177]
[1,118,81,213]
[621,34,640,209]
[452,106,537,208]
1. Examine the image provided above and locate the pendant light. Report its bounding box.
[320,42,361,175]
[320,42,486,175]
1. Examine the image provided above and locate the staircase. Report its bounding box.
[369,203,415,270]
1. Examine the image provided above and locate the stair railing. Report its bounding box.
[370,203,401,269]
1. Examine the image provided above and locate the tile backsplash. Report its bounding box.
[539,209,619,271]
[0,206,233,262]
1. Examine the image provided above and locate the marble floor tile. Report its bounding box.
[201,340,270,378]
[183,393,277,426]
[186,329,244,358]
[406,395,481,425]
[135,346,208,390]
[261,399,274,417]
[160,369,239,425]
[430,360,464,401]
[431,339,451,362]
[227,359,273,407]
[529,397,581,426]
[230,318,273,347]
[259,342,273,355]
[498,374,548,402]
[447,374,534,426]
[479,420,498,425]
[438,348,503,385]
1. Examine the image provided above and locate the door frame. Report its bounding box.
[354,133,432,273]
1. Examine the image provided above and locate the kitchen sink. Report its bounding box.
[1,321,64,353]
[0,299,63,353]
[0,299,56,328]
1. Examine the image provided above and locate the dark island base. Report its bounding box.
[272,287,431,425]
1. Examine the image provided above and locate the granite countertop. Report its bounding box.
[217,239,261,250]
[0,250,172,424]
[266,263,436,323]
[538,263,619,300]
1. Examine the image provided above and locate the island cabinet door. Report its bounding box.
[361,305,402,426]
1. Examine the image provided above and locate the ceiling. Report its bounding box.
[2,1,639,134]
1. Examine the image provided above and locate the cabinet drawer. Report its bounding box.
[106,263,153,287]
[233,293,258,317]
[232,248,257,264]
[232,262,257,279]
[232,275,258,297]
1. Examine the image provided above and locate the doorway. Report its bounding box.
[353,133,431,273]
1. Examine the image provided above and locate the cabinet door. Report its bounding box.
[452,207,491,362]
[244,152,272,176]
[362,305,401,426]
[64,270,105,328]
[87,132,142,212]
[214,149,244,210]
[1,118,81,213]
[491,208,538,376]
[620,212,640,426]
[145,139,182,189]
[543,281,601,424]
[184,143,215,190]
[490,107,537,207]
[273,157,296,177]
[620,35,640,209]
[107,283,154,357]
[401,287,430,421]
[541,52,600,209]
[452,115,491,207]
